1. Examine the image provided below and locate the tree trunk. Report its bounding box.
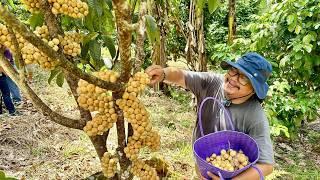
[228,0,236,45]
[185,0,206,71]
[196,4,207,72]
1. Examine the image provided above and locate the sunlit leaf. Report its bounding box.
[101,35,116,59]
[48,68,61,85]
[29,13,44,29]
[207,0,220,14]
[145,15,160,44]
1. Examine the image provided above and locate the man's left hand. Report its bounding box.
[200,171,221,180]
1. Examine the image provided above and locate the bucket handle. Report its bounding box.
[198,97,234,136]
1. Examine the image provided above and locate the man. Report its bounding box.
[0,65,17,116]
[4,48,22,103]
[146,52,274,179]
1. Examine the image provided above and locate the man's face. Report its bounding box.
[223,67,254,99]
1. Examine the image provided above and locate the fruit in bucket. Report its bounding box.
[205,149,250,172]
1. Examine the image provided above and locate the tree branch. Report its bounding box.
[7,27,26,80]
[0,5,124,91]
[0,49,85,129]
[112,0,133,83]
[133,2,146,74]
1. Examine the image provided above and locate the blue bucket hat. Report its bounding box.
[220,52,272,99]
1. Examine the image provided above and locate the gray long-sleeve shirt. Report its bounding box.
[185,71,274,164]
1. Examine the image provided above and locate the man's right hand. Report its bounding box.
[145,65,164,85]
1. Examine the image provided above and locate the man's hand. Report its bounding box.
[145,65,164,85]
[206,172,220,180]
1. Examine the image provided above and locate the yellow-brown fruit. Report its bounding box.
[48,0,89,18]
[101,152,118,178]
[206,149,250,172]
[131,159,159,180]
[21,0,41,12]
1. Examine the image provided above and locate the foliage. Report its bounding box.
[0,171,17,180]
[206,0,320,136]
[204,0,260,65]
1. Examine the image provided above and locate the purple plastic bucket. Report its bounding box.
[193,97,262,179]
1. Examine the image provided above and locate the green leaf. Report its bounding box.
[207,0,220,14]
[29,13,44,29]
[101,35,116,59]
[0,171,5,178]
[84,7,95,31]
[105,0,112,9]
[145,15,160,44]
[48,68,61,85]
[56,72,65,87]
[288,23,296,32]
[294,52,303,60]
[95,0,103,17]
[89,41,101,62]
[293,60,303,68]
[83,32,99,45]
[280,55,290,67]
[303,34,313,44]
[6,0,16,9]
[87,0,94,8]
[81,43,90,59]
[304,43,313,53]
[286,14,295,25]
[295,25,302,34]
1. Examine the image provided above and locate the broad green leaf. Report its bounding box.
[314,23,320,30]
[89,41,101,62]
[101,35,116,59]
[6,0,15,9]
[303,34,315,44]
[293,60,303,68]
[0,171,5,178]
[95,0,103,17]
[29,13,44,29]
[286,14,295,25]
[280,55,290,67]
[105,0,112,9]
[87,0,95,8]
[56,72,65,87]
[100,5,115,34]
[145,15,160,44]
[83,32,99,45]
[295,25,302,34]
[303,43,313,53]
[84,8,95,31]
[48,68,61,85]
[294,52,303,60]
[207,0,220,14]
[288,23,296,32]
[81,43,90,59]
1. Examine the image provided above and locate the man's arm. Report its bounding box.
[202,163,273,180]
[145,65,186,88]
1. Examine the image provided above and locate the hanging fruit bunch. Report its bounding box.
[59,32,82,57]
[48,0,89,18]
[116,72,161,180]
